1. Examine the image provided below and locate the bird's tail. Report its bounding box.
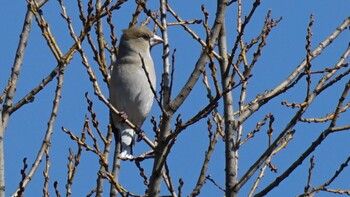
[119,128,135,159]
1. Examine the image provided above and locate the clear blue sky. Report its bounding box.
[1,1,349,196]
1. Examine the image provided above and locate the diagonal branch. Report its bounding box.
[255,79,350,196]
[1,1,48,196]
[234,17,350,192]
[169,1,227,113]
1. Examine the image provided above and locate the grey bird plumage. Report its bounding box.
[109,26,163,159]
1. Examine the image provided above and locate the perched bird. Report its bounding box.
[109,26,163,159]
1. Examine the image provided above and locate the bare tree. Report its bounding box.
[1,0,349,197]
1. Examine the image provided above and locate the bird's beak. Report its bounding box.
[150,34,164,46]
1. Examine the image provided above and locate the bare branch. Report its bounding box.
[304,15,314,97]
[15,158,28,197]
[248,156,271,197]
[54,181,62,197]
[11,62,66,197]
[178,179,184,197]
[1,2,44,194]
[304,155,315,194]
[139,54,165,114]
[206,175,225,193]
[167,19,202,26]
[299,155,350,197]
[255,80,350,196]
[189,117,221,197]
[169,0,227,112]
[300,101,350,123]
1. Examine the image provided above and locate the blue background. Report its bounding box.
[1,0,349,196]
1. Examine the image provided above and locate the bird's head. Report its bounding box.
[120,26,163,51]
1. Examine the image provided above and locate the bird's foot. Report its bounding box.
[118,155,134,160]
[138,150,154,158]
[118,151,134,160]
[119,111,128,123]
[136,129,145,142]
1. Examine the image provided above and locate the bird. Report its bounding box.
[109,26,163,160]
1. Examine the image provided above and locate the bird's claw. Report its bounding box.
[119,111,128,123]
[118,153,134,160]
[136,131,145,142]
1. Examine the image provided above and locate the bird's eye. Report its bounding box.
[141,35,150,40]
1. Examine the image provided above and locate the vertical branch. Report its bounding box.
[42,149,50,197]
[11,56,67,197]
[95,0,109,84]
[66,149,75,196]
[65,120,87,196]
[47,65,66,196]
[3,1,52,197]
[178,179,184,197]
[150,0,227,196]
[54,181,61,197]
[0,5,35,196]
[236,0,245,146]
[159,0,171,107]
[43,63,66,197]
[148,0,172,195]
[304,155,315,193]
[237,0,242,34]
[163,162,177,197]
[168,49,176,102]
[84,94,114,197]
[189,116,222,197]
[109,122,120,197]
[16,158,28,196]
[228,0,261,68]
[218,21,238,197]
[305,15,314,97]
[106,7,118,60]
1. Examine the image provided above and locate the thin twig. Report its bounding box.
[15,158,28,197]
[304,155,315,194]
[304,15,314,97]
[255,80,350,196]
[189,116,221,197]
[54,181,61,197]
[139,54,165,114]
[298,155,350,197]
[233,17,350,192]
[206,175,225,193]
